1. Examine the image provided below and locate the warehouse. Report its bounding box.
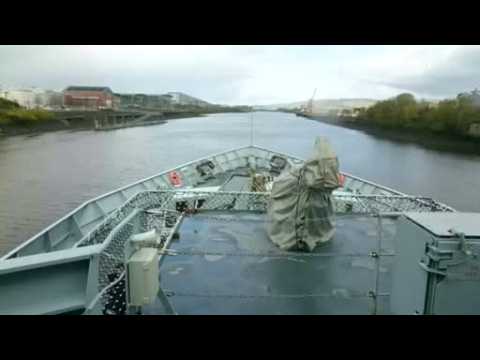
[63,86,118,110]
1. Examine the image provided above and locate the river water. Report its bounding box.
[1,111,479,255]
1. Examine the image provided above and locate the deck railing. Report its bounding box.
[82,190,453,315]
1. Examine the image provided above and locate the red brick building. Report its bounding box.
[63,86,116,110]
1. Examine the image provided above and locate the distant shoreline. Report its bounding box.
[0,111,211,138]
[302,114,480,155]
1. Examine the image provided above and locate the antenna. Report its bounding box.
[308,88,317,115]
[250,108,254,147]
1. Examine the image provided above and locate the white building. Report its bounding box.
[167,92,210,107]
[1,88,63,109]
[2,88,40,109]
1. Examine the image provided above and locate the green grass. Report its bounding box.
[0,97,55,126]
[0,97,20,110]
[0,108,55,126]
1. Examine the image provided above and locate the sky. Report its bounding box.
[0,45,479,105]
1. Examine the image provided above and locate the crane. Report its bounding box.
[307,88,317,115]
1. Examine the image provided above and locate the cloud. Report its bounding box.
[0,45,478,104]
[0,45,255,103]
[361,45,480,98]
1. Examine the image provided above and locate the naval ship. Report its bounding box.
[0,137,479,315]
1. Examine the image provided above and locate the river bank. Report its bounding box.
[0,110,208,137]
[303,114,480,155]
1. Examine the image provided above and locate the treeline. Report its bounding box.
[277,107,300,113]
[355,92,480,137]
[163,104,252,113]
[0,97,54,126]
[207,105,252,113]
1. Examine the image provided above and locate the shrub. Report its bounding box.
[0,108,55,126]
[0,97,20,110]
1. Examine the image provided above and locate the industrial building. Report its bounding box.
[116,92,211,110]
[117,93,174,110]
[1,85,211,111]
[63,86,119,110]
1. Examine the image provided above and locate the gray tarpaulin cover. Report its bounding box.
[266,137,341,251]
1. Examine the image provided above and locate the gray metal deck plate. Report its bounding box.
[195,167,253,188]
[197,167,267,191]
[143,212,397,315]
[219,175,251,192]
[405,212,480,238]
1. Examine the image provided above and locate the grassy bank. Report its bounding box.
[354,93,480,139]
[0,108,55,126]
[307,114,480,156]
[302,92,480,154]
[0,106,247,137]
[0,98,58,134]
[0,95,252,137]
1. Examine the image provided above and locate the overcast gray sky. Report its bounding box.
[1,45,479,105]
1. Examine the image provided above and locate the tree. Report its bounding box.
[354,90,480,137]
[395,93,416,107]
[0,97,21,110]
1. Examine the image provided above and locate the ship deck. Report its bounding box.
[0,145,455,315]
[143,211,396,315]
